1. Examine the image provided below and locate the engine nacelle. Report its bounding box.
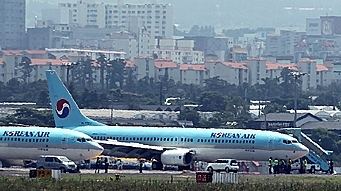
[160,149,194,166]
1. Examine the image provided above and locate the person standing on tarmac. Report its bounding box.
[104,158,109,173]
[268,157,273,174]
[303,158,308,173]
[274,158,279,174]
[286,159,292,174]
[95,157,101,173]
[281,159,286,174]
[329,159,334,174]
[139,160,144,173]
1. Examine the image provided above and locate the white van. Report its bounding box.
[36,155,78,173]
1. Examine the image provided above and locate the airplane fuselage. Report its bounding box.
[73,126,308,161]
[0,127,103,166]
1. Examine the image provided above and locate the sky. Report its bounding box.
[26,0,341,31]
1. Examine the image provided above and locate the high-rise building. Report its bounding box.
[55,0,173,39]
[0,0,26,49]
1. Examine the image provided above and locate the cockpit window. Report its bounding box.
[77,138,92,142]
[283,140,294,144]
[283,139,299,144]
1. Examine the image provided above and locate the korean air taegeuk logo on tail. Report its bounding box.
[56,99,70,118]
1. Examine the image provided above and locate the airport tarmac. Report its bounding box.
[0,167,196,177]
[0,167,338,179]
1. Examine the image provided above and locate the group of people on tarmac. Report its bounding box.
[268,157,293,174]
[269,157,335,174]
[95,157,110,173]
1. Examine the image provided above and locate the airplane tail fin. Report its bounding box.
[45,70,106,128]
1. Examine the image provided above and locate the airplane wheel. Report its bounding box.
[152,161,163,170]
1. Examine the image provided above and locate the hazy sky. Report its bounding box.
[26,0,341,30]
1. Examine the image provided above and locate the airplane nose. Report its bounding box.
[300,144,309,153]
[297,143,309,156]
[89,142,104,157]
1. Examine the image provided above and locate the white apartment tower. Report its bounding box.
[57,0,173,39]
[0,0,26,49]
[59,0,106,28]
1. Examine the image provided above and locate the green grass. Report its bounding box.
[62,173,195,183]
[1,173,341,190]
[0,177,341,191]
[238,174,341,184]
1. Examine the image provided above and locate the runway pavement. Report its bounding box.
[0,167,338,178]
[0,167,196,177]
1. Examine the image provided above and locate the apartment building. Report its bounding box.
[265,62,297,82]
[180,64,207,86]
[152,49,205,64]
[155,59,179,82]
[265,31,305,57]
[316,64,332,87]
[296,60,317,91]
[0,0,26,49]
[246,58,267,85]
[265,35,281,56]
[134,57,156,80]
[55,0,173,39]
[204,60,248,86]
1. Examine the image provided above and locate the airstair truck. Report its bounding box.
[278,128,332,173]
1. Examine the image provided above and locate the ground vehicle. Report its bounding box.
[291,161,321,173]
[205,159,239,173]
[36,155,79,173]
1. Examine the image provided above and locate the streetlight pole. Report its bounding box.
[61,61,78,88]
[288,72,306,128]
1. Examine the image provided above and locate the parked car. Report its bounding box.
[36,155,79,173]
[206,159,239,173]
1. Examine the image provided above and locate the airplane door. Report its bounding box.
[268,136,275,151]
[61,136,68,150]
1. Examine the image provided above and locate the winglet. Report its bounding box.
[45,70,106,128]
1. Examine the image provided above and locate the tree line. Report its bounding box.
[2,55,341,128]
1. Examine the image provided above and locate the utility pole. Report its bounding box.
[61,61,78,88]
[288,71,306,128]
[159,80,163,106]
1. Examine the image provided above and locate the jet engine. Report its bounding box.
[160,149,194,166]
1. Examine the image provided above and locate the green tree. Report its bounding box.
[178,109,200,126]
[1,108,54,126]
[96,53,109,91]
[310,128,339,152]
[107,59,126,89]
[263,103,288,114]
[198,91,227,112]
[18,56,34,83]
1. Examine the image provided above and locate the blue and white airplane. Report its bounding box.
[46,70,309,169]
[0,126,103,166]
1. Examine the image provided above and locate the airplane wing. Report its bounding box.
[95,139,179,159]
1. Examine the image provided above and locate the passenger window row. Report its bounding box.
[93,136,179,142]
[197,139,255,144]
[91,135,254,144]
[0,137,49,143]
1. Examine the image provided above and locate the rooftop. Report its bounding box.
[179,64,206,71]
[155,59,177,69]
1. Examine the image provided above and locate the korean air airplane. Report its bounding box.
[45,70,309,170]
[0,126,103,166]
